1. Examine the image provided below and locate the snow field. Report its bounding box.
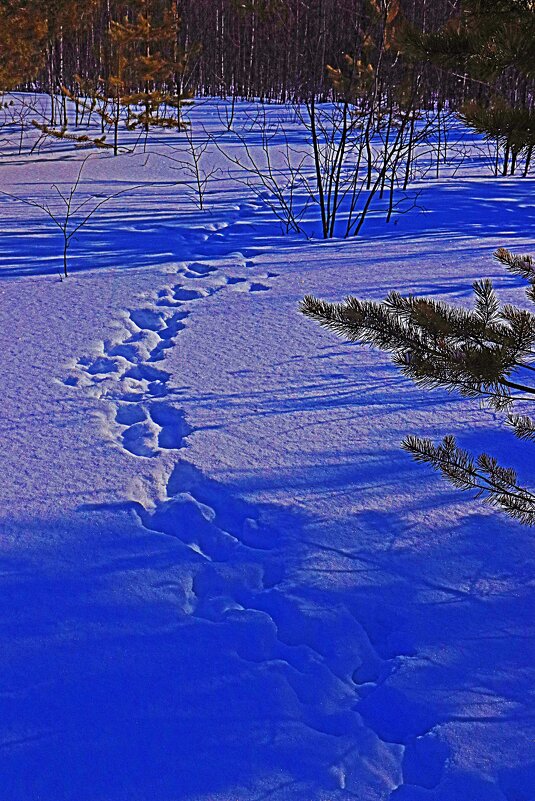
[0,97,533,800]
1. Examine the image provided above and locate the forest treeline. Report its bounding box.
[0,0,488,104]
[1,1,533,177]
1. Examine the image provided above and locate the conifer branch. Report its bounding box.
[301,280,535,407]
[302,248,535,525]
[495,248,535,281]
[507,413,535,441]
[402,435,535,525]
[30,120,112,149]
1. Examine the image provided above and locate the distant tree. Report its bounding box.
[398,0,535,175]
[110,0,194,134]
[0,3,47,92]
[30,0,102,125]
[301,249,535,525]
[20,2,198,154]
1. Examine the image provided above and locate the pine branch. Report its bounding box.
[31,120,112,149]
[302,249,535,529]
[462,102,535,151]
[473,279,500,326]
[507,413,535,441]
[301,284,535,407]
[402,435,535,525]
[495,248,535,281]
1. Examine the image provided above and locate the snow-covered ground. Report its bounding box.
[0,97,534,800]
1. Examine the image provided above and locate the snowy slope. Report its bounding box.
[0,97,534,801]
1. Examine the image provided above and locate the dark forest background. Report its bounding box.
[1,2,533,178]
[0,1,489,103]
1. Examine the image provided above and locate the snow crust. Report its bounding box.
[0,97,534,800]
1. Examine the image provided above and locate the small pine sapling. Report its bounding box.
[110,2,194,136]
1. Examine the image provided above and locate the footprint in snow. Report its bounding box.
[129,308,167,332]
[183,262,218,279]
[114,401,193,457]
[225,276,271,293]
[85,356,118,375]
[125,364,171,383]
[149,403,193,450]
[115,404,146,426]
[122,420,157,457]
[137,461,278,565]
[105,342,142,363]
[173,286,205,302]
[148,311,190,362]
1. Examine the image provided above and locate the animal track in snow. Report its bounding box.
[173,286,205,302]
[115,404,146,426]
[122,418,157,457]
[106,342,143,362]
[61,205,414,792]
[129,308,166,332]
[148,312,188,362]
[69,290,201,457]
[225,273,275,293]
[114,402,192,458]
[401,733,450,789]
[124,364,171,383]
[183,262,218,279]
[130,458,403,791]
[86,356,119,375]
[149,403,192,449]
[68,252,280,462]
